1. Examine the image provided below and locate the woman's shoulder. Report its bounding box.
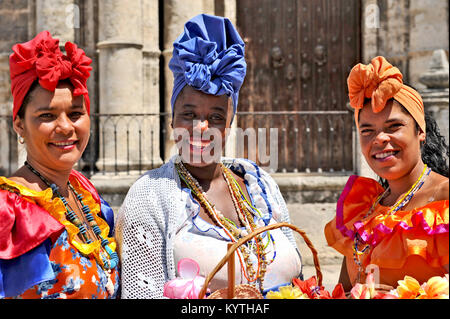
[119,160,181,215]
[0,175,52,201]
[329,175,384,230]
[0,177,64,260]
[339,175,384,202]
[128,161,177,195]
[429,173,449,201]
[225,157,275,182]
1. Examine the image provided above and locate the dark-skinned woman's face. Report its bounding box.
[172,85,233,166]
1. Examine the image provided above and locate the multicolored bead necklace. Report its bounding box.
[24,161,119,271]
[175,160,275,291]
[352,164,431,282]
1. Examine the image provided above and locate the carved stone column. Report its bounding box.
[0,0,79,174]
[419,49,449,144]
[97,0,151,173]
[162,0,215,160]
[142,0,163,168]
[35,0,76,43]
[0,53,15,175]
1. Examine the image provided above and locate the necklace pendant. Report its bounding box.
[105,270,115,296]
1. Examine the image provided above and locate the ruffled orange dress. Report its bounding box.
[324,175,449,288]
[0,172,119,299]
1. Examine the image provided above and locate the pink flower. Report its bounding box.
[351,272,398,299]
[163,258,209,299]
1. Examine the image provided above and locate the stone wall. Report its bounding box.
[419,50,449,145]
[362,0,449,88]
[361,0,449,176]
[2,0,447,175]
[0,0,31,174]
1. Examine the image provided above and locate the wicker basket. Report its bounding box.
[198,222,323,299]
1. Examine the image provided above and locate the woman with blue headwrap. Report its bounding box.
[115,14,302,299]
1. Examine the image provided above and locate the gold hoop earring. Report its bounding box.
[18,136,25,144]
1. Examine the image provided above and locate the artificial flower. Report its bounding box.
[330,283,347,299]
[351,272,398,299]
[266,285,307,299]
[350,283,371,299]
[291,276,347,299]
[396,275,422,299]
[163,258,209,299]
[418,275,449,299]
[292,276,326,299]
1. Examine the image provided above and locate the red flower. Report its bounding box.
[292,276,346,299]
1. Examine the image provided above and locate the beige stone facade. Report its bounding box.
[0,0,448,186]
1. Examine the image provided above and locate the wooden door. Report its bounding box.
[236,0,361,173]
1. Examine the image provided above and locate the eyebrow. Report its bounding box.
[34,104,84,112]
[181,104,227,113]
[359,117,406,129]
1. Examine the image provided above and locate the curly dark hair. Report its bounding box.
[420,111,449,177]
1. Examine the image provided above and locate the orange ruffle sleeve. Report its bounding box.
[324,175,449,287]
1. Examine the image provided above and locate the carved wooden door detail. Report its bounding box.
[236,0,361,173]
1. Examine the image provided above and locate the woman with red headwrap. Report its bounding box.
[324,56,449,293]
[0,31,119,299]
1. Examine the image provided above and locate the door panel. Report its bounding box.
[236,0,360,173]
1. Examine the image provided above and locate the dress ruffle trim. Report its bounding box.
[227,158,273,226]
[327,175,449,269]
[0,177,64,260]
[0,172,116,260]
[336,175,449,244]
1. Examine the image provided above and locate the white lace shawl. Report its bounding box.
[114,156,302,299]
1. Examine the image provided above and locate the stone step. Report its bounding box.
[287,203,343,267]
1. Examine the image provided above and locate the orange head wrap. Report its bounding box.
[347,56,425,133]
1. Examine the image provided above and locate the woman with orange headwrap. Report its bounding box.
[324,56,449,292]
[0,31,119,298]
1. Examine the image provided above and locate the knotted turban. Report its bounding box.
[347,56,425,132]
[9,30,92,120]
[169,14,247,116]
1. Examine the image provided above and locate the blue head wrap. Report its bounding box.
[169,14,247,116]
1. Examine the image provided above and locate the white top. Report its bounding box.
[174,216,302,292]
[114,156,302,298]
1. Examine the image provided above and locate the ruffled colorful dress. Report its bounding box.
[0,171,119,299]
[324,175,449,288]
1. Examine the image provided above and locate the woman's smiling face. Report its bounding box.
[13,82,90,171]
[172,85,232,167]
[358,99,425,181]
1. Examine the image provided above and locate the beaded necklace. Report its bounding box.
[352,164,431,282]
[175,160,275,291]
[24,161,119,271]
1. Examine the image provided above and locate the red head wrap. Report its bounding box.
[347,56,425,133]
[9,31,92,120]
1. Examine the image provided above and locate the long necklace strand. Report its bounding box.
[176,163,259,281]
[221,165,269,286]
[353,164,431,282]
[175,161,273,290]
[24,161,118,270]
